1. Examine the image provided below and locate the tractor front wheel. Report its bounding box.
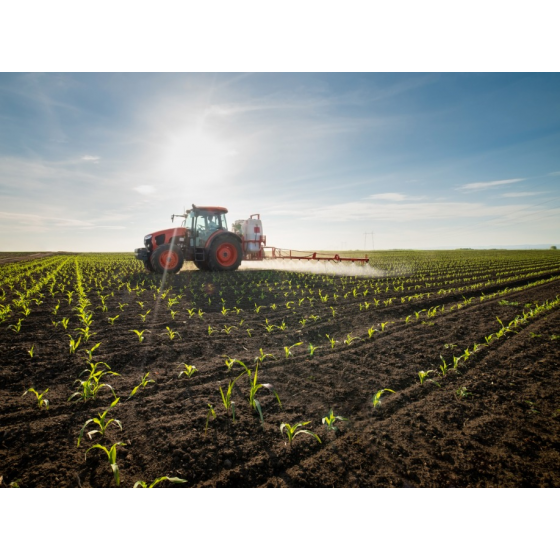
[150,244,184,274]
[207,234,243,272]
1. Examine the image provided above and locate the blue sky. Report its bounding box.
[1,72,559,251]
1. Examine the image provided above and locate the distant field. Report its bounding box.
[0,252,38,259]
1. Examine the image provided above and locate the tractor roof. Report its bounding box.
[192,205,228,214]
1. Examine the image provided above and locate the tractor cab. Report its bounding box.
[187,207,228,248]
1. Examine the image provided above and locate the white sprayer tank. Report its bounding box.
[242,217,263,253]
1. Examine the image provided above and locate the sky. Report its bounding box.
[1,72,559,252]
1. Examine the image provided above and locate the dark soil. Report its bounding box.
[1,256,560,488]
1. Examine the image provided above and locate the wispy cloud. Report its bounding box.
[457,178,525,191]
[368,193,407,201]
[271,200,538,223]
[367,193,425,202]
[501,191,548,198]
[81,155,100,162]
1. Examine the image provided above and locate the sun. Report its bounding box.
[160,128,237,186]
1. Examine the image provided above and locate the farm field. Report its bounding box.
[1,250,560,488]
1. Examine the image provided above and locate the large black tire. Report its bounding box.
[193,260,210,271]
[150,243,184,274]
[207,233,243,272]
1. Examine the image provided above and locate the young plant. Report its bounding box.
[367,326,378,338]
[418,370,434,384]
[179,364,198,378]
[344,333,360,345]
[128,372,155,399]
[455,386,472,400]
[222,324,237,335]
[439,356,448,376]
[130,329,147,343]
[325,334,337,349]
[372,388,395,409]
[84,342,102,363]
[77,397,122,446]
[280,422,322,446]
[8,319,23,333]
[22,388,49,410]
[68,334,82,354]
[134,476,187,488]
[284,342,303,358]
[322,409,348,432]
[205,404,216,436]
[255,348,275,365]
[28,345,34,358]
[85,442,126,486]
[308,343,320,357]
[139,310,151,322]
[219,372,245,421]
[164,326,181,340]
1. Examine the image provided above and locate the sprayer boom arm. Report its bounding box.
[265,247,369,263]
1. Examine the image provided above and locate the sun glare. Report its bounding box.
[160,129,237,186]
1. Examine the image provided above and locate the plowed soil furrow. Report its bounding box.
[2,252,560,487]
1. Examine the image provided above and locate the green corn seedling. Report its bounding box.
[325,334,337,349]
[77,397,122,446]
[164,326,181,340]
[85,442,126,486]
[134,476,187,488]
[222,325,237,335]
[280,422,322,446]
[207,325,216,336]
[68,334,82,354]
[372,388,395,408]
[418,370,433,384]
[205,404,216,435]
[284,342,303,358]
[107,315,119,325]
[179,364,198,378]
[61,317,70,329]
[139,310,151,322]
[439,356,448,376]
[28,345,34,358]
[219,372,245,421]
[367,326,378,338]
[130,329,147,343]
[8,319,23,333]
[128,372,155,399]
[255,348,275,365]
[170,310,179,320]
[22,388,49,410]
[344,333,360,345]
[308,343,320,357]
[322,409,348,432]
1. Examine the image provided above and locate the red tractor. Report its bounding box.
[134,205,265,273]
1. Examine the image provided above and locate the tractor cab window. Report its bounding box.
[191,211,227,247]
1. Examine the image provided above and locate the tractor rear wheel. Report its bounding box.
[150,243,184,274]
[207,234,243,272]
